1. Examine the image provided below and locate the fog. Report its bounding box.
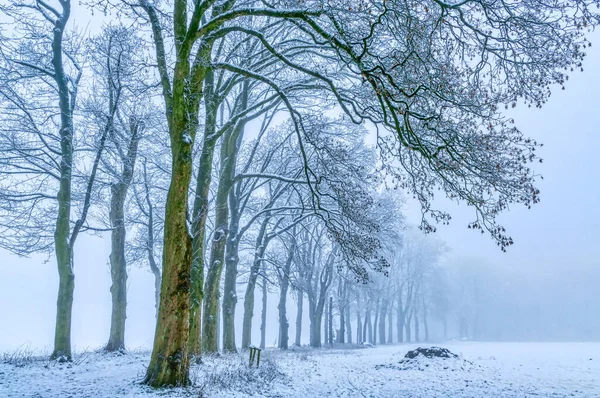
[2,33,599,352]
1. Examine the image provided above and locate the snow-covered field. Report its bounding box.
[1,342,599,397]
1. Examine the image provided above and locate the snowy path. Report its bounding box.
[1,342,599,397]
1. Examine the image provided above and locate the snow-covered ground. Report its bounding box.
[1,342,599,397]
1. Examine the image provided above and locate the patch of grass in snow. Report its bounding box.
[196,352,286,396]
[1,344,50,367]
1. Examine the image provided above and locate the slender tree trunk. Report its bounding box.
[345,304,352,344]
[328,296,333,346]
[295,290,303,346]
[188,70,218,357]
[142,160,161,318]
[277,239,294,349]
[396,295,404,343]
[356,306,362,344]
[423,301,429,342]
[50,0,74,361]
[405,313,412,343]
[106,124,140,352]
[414,314,420,343]
[366,308,373,344]
[241,219,269,349]
[387,304,393,344]
[105,185,128,352]
[323,298,329,345]
[378,299,387,345]
[339,302,345,344]
[221,207,240,352]
[373,298,380,345]
[260,270,267,350]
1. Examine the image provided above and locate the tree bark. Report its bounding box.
[49,0,75,362]
[378,299,387,345]
[414,314,420,343]
[241,218,270,348]
[260,269,267,350]
[106,121,140,352]
[188,69,218,357]
[277,238,294,349]
[387,303,393,344]
[295,290,303,346]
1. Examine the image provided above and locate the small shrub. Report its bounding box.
[197,353,285,396]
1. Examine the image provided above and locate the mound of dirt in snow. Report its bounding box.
[376,346,481,372]
[404,347,459,360]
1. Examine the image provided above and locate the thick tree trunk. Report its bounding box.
[295,290,303,346]
[143,142,195,386]
[405,314,412,343]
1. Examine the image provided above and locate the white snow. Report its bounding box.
[1,342,599,397]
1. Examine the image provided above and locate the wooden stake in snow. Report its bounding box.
[249,346,262,367]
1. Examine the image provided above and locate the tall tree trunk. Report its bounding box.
[50,0,74,362]
[295,290,303,346]
[387,304,393,344]
[106,185,128,352]
[323,297,329,345]
[106,122,140,352]
[364,305,371,344]
[378,299,387,345]
[345,304,352,344]
[328,296,333,346]
[414,314,420,343]
[241,218,269,348]
[356,306,362,344]
[220,82,249,353]
[143,141,195,386]
[396,294,404,343]
[202,129,236,353]
[277,239,294,349]
[423,300,429,342]
[260,269,267,350]
[405,313,412,343]
[372,298,380,345]
[339,302,345,344]
[221,198,240,352]
[188,69,218,357]
[142,160,161,318]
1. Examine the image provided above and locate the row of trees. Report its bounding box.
[1,0,597,389]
